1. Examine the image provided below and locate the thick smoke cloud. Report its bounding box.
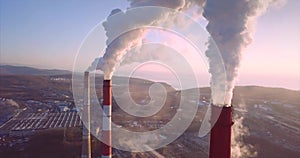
[87,0,205,79]
[88,0,283,103]
[203,0,285,105]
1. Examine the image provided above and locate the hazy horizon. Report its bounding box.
[1,63,299,91]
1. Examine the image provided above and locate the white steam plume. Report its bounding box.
[232,114,257,158]
[88,0,284,104]
[87,8,148,79]
[87,0,205,79]
[203,0,285,105]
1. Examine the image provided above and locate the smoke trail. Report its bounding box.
[202,2,285,158]
[231,99,258,158]
[232,115,257,158]
[88,0,284,100]
[203,0,285,105]
[87,8,148,79]
[87,0,206,79]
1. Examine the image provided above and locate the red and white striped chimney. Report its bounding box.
[102,80,112,158]
[209,105,233,158]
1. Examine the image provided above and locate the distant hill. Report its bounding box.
[0,65,71,76]
[233,86,300,103]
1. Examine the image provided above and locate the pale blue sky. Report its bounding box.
[0,0,128,69]
[0,0,299,90]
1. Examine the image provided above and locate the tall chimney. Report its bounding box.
[102,80,112,158]
[82,71,91,158]
[209,105,233,158]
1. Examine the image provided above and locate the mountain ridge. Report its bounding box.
[0,65,71,76]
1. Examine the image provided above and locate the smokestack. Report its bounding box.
[102,80,112,158]
[209,104,233,158]
[82,71,91,158]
